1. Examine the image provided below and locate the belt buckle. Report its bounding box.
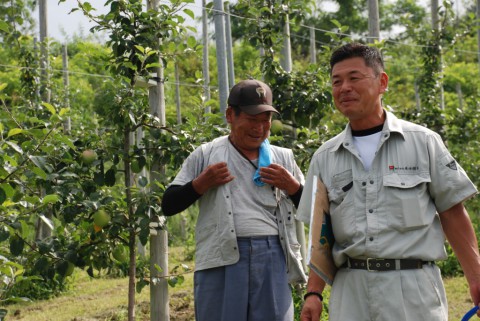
[366,258,382,272]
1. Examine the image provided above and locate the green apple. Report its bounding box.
[80,149,97,165]
[56,260,75,277]
[270,119,283,135]
[112,245,129,263]
[93,209,110,228]
[65,262,75,277]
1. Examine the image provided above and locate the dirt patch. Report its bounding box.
[170,291,195,321]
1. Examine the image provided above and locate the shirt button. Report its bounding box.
[234,247,237,250]
[369,209,373,213]
[231,229,234,232]
[362,182,366,186]
[228,212,232,215]
[369,237,374,241]
[370,180,374,184]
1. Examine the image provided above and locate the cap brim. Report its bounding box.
[239,104,280,115]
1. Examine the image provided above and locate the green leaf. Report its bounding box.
[42,102,56,115]
[5,141,23,154]
[153,263,163,273]
[0,183,14,199]
[94,171,105,186]
[82,2,93,12]
[32,167,47,180]
[105,168,116,187]
[187,36,196,48]
[24,195,40,205]
[134,45,145,53]
[145,62,162,69]
[131,159,141,173]
[34,256,49,273]
[87,265,94,277]
[167,276,177,287]
[136,279,149,293]
[7,128,23,137]
[29,155,48,171]
[0,83,7,91]
[0,226,9,242]
[183,8,195,19]
[42,194,60,204]
[59,107,70,116]
[9,235,24,256]
[0,187,6,205]
[37,241,52,255]
[55,260,69,277]
[55,135,76,150]
[0,20,9,33]
[12,191,24,202]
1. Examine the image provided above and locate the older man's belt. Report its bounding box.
[342,258,434,272]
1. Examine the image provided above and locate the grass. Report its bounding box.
[4,246,195,321]
[444,276,475,320]
[3,246,476,321]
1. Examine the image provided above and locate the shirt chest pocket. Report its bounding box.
[383,173,434,232]
[328,170,355,244]
[328,170,354,206]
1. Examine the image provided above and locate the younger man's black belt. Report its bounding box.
[342,258,434,272]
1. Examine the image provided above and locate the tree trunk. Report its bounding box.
[124,125,136,321]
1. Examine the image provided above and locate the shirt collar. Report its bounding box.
[332,109,405,152]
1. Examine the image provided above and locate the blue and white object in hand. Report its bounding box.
[253,139,271,187]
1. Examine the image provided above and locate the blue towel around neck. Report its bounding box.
[253,139,272,187]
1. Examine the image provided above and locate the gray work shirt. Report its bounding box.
[297,110,478,267]
[170,135,307,284]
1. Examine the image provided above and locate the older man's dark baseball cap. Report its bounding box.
[227,79,280,115]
